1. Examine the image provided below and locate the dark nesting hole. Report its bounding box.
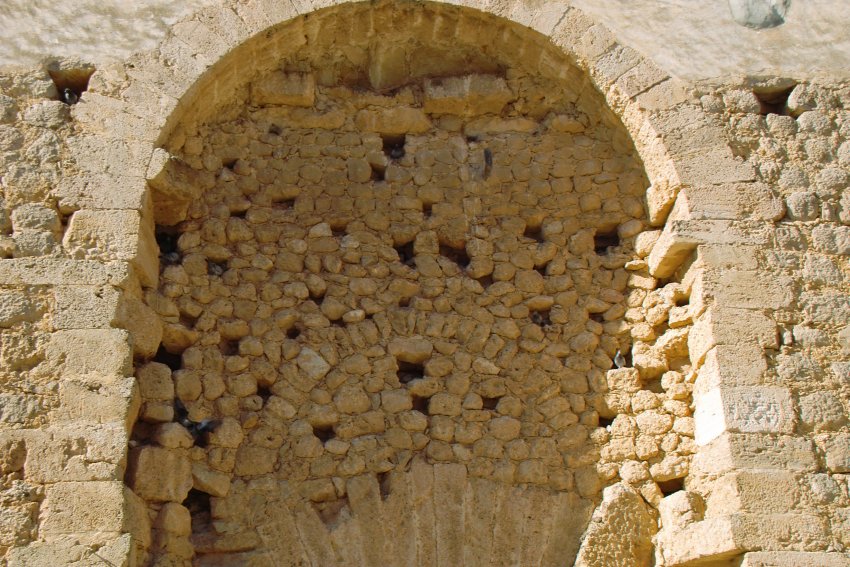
[287,326,302,340]
[476,274,494,289]
[313,425,335,443]
[482,396,501,410]
[588,312,604,324]
[412,394,430,414]
[524,223,545,243]
[222,158,238,171]
[398,296,411,308]
[530,309,552,327]
[330,222,348,238]
[394,241,416,267]
[272,197,295,210]
[257,385,272,405]
[439,243,470,269]
[153,345,182,371]
[179,314,198,329]
[397,361,424,384]
[598,416,614,428]
[378,472,392,501]
[657,477,685,496]
[230,209,247,219]
[754,85,795,116]
[48,67,94,105]
[483,148,493,180]
[370,162,386,182]
[466,135,479,143]
[674,296,690,307]
[268,124,282,135]
[382,134,406,161]
[594,229,620,255]
[183,489,212,533]
[59,212,73,231]
[331,319,346,328]
[156,225,181,266]
[207,260,226,277]
[220,340,240,356]
[422,203,433,218]
[535,262,549,276]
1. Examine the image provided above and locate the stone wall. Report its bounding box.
[0,1,847,566]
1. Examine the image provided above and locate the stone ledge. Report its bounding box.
[656,513,830,566]
[691,432,818,476]
[0,258,132,287]
[741,551,850,567]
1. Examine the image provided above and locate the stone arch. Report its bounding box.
[56,2,764,566]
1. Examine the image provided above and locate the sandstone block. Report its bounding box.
[46,329,132,379]
[381,389,412,413]
[389,337,433,363]
[53,285,120,329]
[574,483,656,567]
[62,209,158,287]
[798,392,848,432]
[355,107,431,135]
[707,470,798,516]
[658,490,705,532]
[428,393,462,416]
[0,290,42,328]
[688,307,776,366]
[192,462,231,497]
[137,362,174,401]
[41,481,149,540]
[154,423,194,449]
[334,385,372,414]
[155,503,192,536]
[489,416,521,441]
[423,75,514,116]
[691,432,817,475]
[695,387,795,445]
[251,71,315,107]
[296,348,331,382]
[741,551,850,567]
[819,432,850,473]
[812,225,850,255]
[127,447,192,502]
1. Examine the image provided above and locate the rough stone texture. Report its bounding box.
[574,482,656,567]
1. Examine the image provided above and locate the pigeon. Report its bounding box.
[161,251,181,265]
[61,88,79,105]
[207,261,225,276]
[613,350,626,369]
[388,145,405,160]
[174,399,220,447]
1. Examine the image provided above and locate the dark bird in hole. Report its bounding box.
[161,251,181,265]
[207,261,225,276]
[530,311,551,327]
[61,88,79,105]
[174,399,220,447]
[388,145,405,160]
[613,350,627,369]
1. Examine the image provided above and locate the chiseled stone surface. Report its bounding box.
[0,1,847,566]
